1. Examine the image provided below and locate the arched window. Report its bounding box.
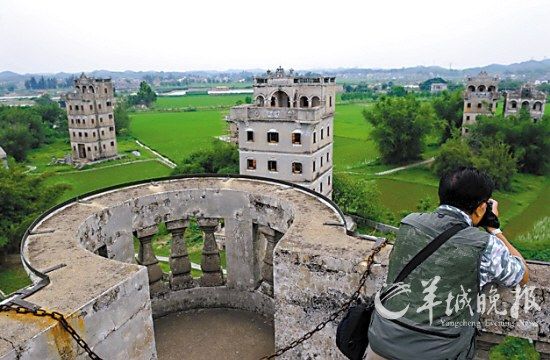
[468,85,475,92]
[256,95,265,107]
[271,91,290,107]
[477,85,486,92]
[89,86,95,93]
[522,101,529,109]
[488,85,496,92]
[82,86,86,93]
[299,96,309,108]
[533,102,542,111]
[311,96,320,107]
[511,100,517,109]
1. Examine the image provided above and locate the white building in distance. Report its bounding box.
[229,67,341,198]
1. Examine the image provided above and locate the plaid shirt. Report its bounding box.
[438,205,525,287]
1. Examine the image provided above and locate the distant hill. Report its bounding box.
[1,59,549,83]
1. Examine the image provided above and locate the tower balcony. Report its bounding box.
[230,105,332,123]
[464,91,499,101]
[1,175,549,359]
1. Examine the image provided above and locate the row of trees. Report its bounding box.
[24,76,58,90]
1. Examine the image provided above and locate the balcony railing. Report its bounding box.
[230,105,331,122]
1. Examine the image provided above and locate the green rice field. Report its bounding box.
[129,110,226,162]
[155,94,248,110]
[333,103,378,169]
[44,160,172,202]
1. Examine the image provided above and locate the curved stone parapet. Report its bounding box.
[2,175,548,359]
[0,176,346,359]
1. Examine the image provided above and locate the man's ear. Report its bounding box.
[472,203,487,225]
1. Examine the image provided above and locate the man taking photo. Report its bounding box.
[367,167,529,360]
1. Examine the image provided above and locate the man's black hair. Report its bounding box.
[438,167,494,214]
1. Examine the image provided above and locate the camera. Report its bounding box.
[478,201,500,229]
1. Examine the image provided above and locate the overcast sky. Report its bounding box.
[1,0,549,73]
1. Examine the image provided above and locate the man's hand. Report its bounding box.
[489,199,499,217]
[486,198,499,233]
[485,198,529,285]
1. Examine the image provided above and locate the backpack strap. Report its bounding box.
[381,223,468,299]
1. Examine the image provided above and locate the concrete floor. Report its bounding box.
[154,308,275,360]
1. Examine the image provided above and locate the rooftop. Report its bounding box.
[1,175,549,359]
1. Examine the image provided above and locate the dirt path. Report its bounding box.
[375,157,434,175]
[135,140,177,169]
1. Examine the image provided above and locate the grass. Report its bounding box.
[0,263,31,296]
[512,217,550,262]
[155,94,248,110]
[44,160,172,202]
[25,137,156,173]
[347,165,549,239]
[129,110,226,163]
[489,336,539,360]
[333,103,378,169]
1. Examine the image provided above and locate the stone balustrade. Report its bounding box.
[1,175,548,359]
[229,105,330,123]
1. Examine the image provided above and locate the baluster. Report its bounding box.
[166,219,194,290]
[136,225,166,294]
[260,225,276,296]
[198,218,224,287]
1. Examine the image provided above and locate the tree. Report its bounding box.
[113,99,131,135]
[0,106,46,161]
[388,85,407,97]
[469,112,550,175]
[432,136,474,177]
[172,140,239,175]
[363,96,437,164]
[128,81,157,108]
[432,90,463,143]
[473,142,517,190]
[537,82,550,95]
[34,95,67,136]
[332,174,382,221]
[0,166,68,256]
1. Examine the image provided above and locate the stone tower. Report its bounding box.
[229,67,340,198]
[503,84,546,122]
[462,72,499,134]
[65,74,118,162]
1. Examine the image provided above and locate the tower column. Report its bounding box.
[136,225,167,294]
[166,219,194,290]
[198,218,224,287]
